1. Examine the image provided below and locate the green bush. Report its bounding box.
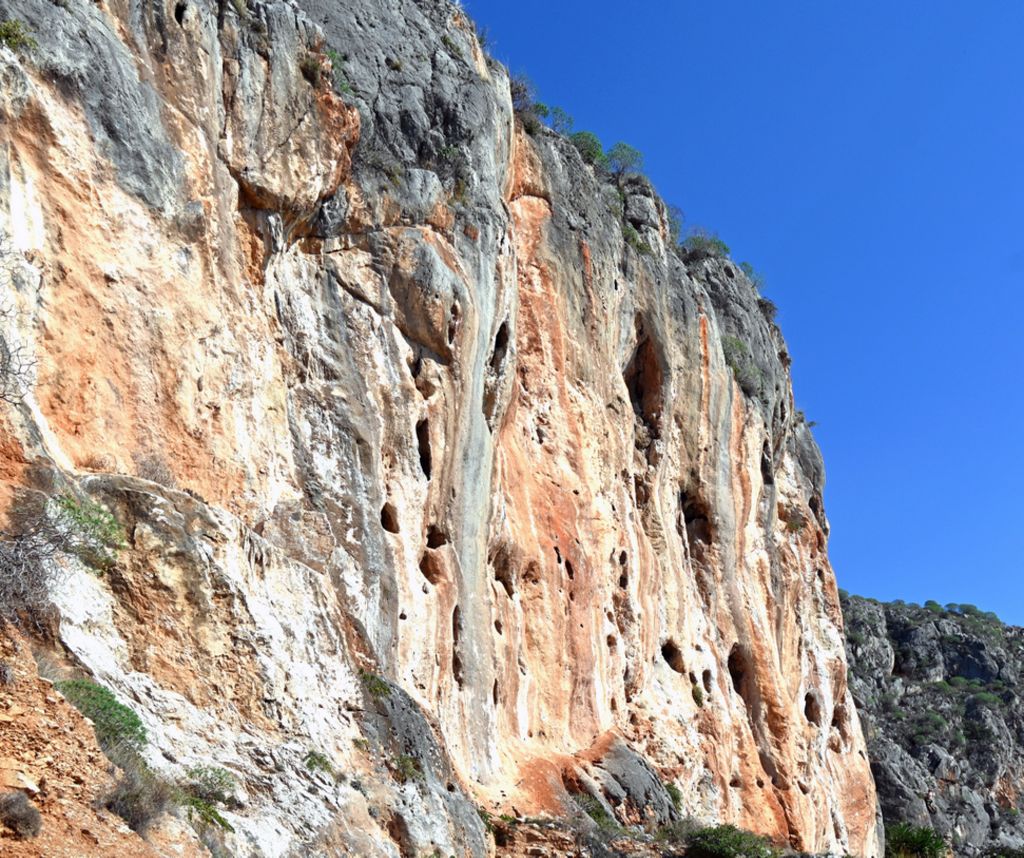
[54,493,126,571]
[721,336,762,397]
[56,679,146,751]
[682,231,730,260]
[324,48,352,94]
[184,765,235,804]
[622,224,651,256]
[666,205,685,244]
[570,131,608,169]
[549,106,574,135]
[0,20,37,53]
[687,823,780,858]
[359,669,390,698]
[738,261,764,289]
[884,822,945,858]
[606,141,643,177]
[573,793,619,832]
[303,749,335,776]
[664,780,683,810]
[691,683,704,707]
[393,753,422,784]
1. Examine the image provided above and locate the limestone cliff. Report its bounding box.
[0,0,879,854]
[844,594,1024,856]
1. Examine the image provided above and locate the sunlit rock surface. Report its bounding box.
[0,0,878,854]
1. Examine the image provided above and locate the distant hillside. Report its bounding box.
[842,593,1024,856]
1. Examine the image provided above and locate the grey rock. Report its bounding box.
[844,594,1024,856]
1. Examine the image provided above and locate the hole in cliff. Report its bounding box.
[411,355,423,379]
[446,782,455,793]
[174,1,186,23]
[724,264,735,279]
[565,560,575,580]
[452,606,464,686]
[804,692,822,726]
[494,619,503,635]
[756,778,765,789]
[490,320,510,371]
[419,552,443,585]
[816,568,825,584]
[760,441,774,486]
[809,493,824,527]
[832,703,851,741]
[688,671,697,685]
[607,634,617,650]
[380,503,400,534]
[623,328,664,440]
[702,669,713,694]
[798,780,810,795]
[728,645,749,701]
[447,303,460,345]
[491,544,515,598]
[493,680,499,705]
[426,525,449,548]
[553,546,562,565]
[522,561,541,585]
[416,419,432,479]
[680,491,713,546]
[661,640,686,675]
[729,776,742,789]
[618,550,627,566]
[618,573,628,589]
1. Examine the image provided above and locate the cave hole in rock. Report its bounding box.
[489,320,510,371]
[729,776,742,789]
[808,493,824,525]
[728,645,750,702]
[174,1,186,24]
[553,546,562,565]
[426,525,449,548]
[607,634,617,650]
[702,669,713,694]
[452,606,464,686]
[380,503,400,533]
[493,680,499,705]
[623,327,665,440]
[399,611,407,621]
[756,778,765,789]
[494,619,503,635]
[724,264,735,279]
[490,543,516,598]
[688,671,698,685]
[419,551,443,585]
[679,490,713,546]
[618,550,627,566]
[618,572,628,589]
[661,640,686,675]
[760,441,774,486]
[565,559,575,580]
[416,419,432,478]
[832,703,851,741]
[804,692,822,726]
[610,697,617,712]
[410,355,423,379]
[447,302,460,345]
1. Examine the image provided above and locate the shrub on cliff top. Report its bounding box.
[682,230,730,260]
[884,822,946,858]
[570,131,608,169]
[606,141,644,177]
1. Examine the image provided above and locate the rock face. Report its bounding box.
[0,0,879,854]
[844,594,1024,856]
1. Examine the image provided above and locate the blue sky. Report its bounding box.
[465,1,1024,624]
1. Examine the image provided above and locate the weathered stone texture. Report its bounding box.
[0,0,878,854]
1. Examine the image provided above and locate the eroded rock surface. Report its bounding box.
[844,594,1024,856]
[0,0,878,854]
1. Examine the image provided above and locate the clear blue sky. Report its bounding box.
[466,1,1024,625]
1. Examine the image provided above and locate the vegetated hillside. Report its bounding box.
[843,593,1024,856]
[1,0,878,854]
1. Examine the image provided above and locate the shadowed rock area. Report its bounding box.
[844,593,1024,856]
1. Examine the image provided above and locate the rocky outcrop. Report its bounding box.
[844,594,1024,855]
[0,0,878,854]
